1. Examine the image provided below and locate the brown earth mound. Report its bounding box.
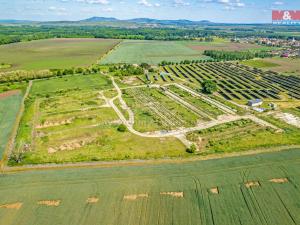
[160,192,184,198]
[86,197,99,204]
[37,200,60,206]
[269,178,288,184]
[123,194,148,201]
[210,187,219,194]
[245,181,260,188]
[0,202,23,210]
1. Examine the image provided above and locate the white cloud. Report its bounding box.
[154,3,160,7]
[138,0,152,7]
[48,6,67,12]
[76,0,109,4]
[48,6,69,15]
[174,0,190,6]
[201,0,245,8]
[273,1,284,5]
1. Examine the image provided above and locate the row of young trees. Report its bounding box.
[0,66,101,83]
[203,50,272,61]
[159,59,216,66]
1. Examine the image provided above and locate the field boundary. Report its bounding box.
[1,81,32,171]
[4,145,300,173]
[98,40,123,64]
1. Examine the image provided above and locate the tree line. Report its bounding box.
[1,24,299,46]
[0,66,101,83]
[203,50,272,61]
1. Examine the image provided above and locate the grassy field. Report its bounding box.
[0,149,300,225]
[0,91,23,159]
[122,87,200,132]
[187,117,300,154]
[101,40,207,65]
[242,58,300,74]
[11,74,186,165]
[100,40,265,65]
[167,85,224,119]
[0,38,120,71]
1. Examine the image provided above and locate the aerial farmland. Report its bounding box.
[1,4,300,224]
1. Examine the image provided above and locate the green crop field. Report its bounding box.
[100,40,210,65]
[0,38,120,71]
[0,149,300,225]
[100,40,266,65]
[0,91,22,158]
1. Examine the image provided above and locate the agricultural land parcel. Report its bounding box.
[0,91,22,159]
[12,74,185,165]
[0,149,300,225]
[0,38,120,71]
[100,40,265,65]
[242,58,300,74]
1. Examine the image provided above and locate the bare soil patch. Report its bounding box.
[48,138,94,153]
[269,178,288,184]
[0,202,23,210]
[86,197,99,204]
[123,194,148,201]
[274,112,300,128]
[160,192,184,198]
[122,76,141,85]
[0,90,20,100]
[210,187,219,194]
[37,119,73,129]
[245,181,260,188]
[37,200,61,206]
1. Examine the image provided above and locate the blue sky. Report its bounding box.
[1,0,299,23]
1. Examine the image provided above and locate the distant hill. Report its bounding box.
[0,17,214,27]
[80,17,119,22]
[126,18,212,25]
[79,17,213,26]
[0,19,33,24]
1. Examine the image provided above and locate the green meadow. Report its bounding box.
[100,39,265,65]
[0,38,120,71]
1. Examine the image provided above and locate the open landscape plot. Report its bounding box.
[186,119,298,154]
[0,149,300,225]
[100,40,211,65]
[100,40,267,65]
[187,40,266,52]
[122,87,200,132]
[11,74,186,165]
[242,58,300,74]
[0,91,22,158]
[166,84,225,119]
[0,38,120,71]
[163,62,300,101]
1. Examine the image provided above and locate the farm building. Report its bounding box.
[248,99,263,107]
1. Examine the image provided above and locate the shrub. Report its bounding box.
[117,124,127,132]
[202,80,217,94]
[186,144,197,153]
